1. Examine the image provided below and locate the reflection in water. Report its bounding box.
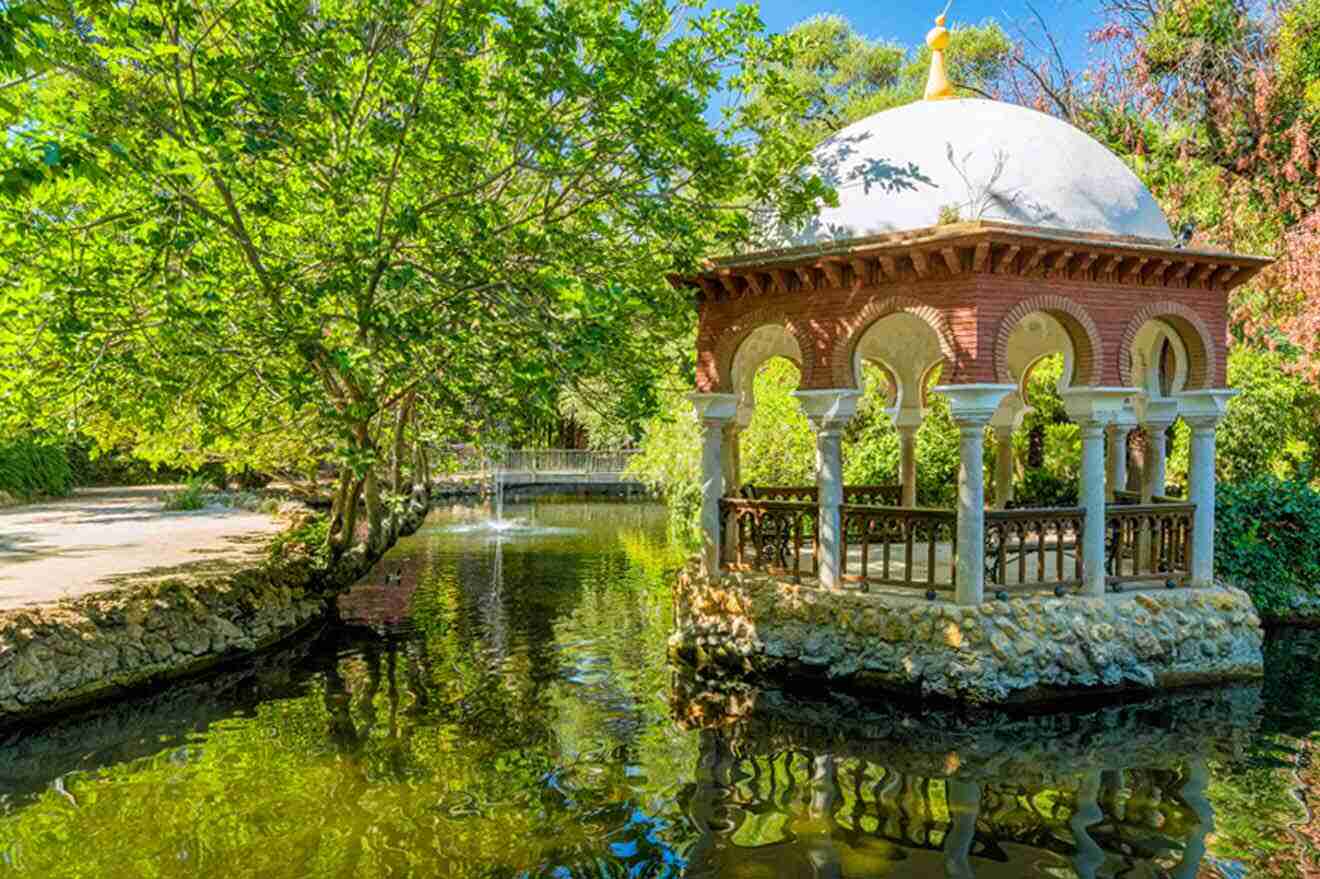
[0,501,1316,877]
[673,674,1260,878]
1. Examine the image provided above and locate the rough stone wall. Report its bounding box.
[0,494,430,722]
[671,563,1264,704]
[0,552,325,720]
[693,271,1228,392]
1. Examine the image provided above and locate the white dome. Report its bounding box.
[767,99,1171,247]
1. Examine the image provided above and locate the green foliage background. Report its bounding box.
[0,435,71,501]
[1216,474,1320,615]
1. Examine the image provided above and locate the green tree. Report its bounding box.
[0,0,820,555]
[736,13,1015,152]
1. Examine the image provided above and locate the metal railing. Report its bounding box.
[1105,502,1194,586]
[446,447,640,475]
[841,505,957,592]
[985,507,1086,592]
[741,484,903,505]
[720,498,819,581]
[720,487,1195,598]
[500,448,639,473]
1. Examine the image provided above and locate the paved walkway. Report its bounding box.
[0,487,286,610]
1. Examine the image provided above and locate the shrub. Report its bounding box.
[1215,474,1320,615]
[269,513,331,566]
[740,359,815,486]
[0,436,73,501]
[66,441,189,487]
[161,477,211,512]
[626,384,702,538]
[1015,468,1078,507]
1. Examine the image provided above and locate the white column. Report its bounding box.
[899,427,918,506]
[720,422,742,495]
[1064,388,1140,597]
[989,392,1027,511]
[793,389,860,589]
[1187,420,1216,583]
[1135,399,1180,567]
[934,384,1015,606]
[891,408,923,507]
[1079,420,1108,595]
[689,393,737,579]
[992,426,1015,509]
[1177,390,1236,586]
[720,421,744,563]
[1138,404,1178,501]
[1106,420,1134,500]
[1070,770,1105,879]
[944,780,981,879]
[1172,758,1214,879]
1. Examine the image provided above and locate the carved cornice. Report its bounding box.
[672,221,1272,305]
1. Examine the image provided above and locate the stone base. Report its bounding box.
[671,562,1265,704]
[0,492,433,724]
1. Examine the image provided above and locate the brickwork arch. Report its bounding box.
[710,306,815,393]
[994,295,1103,388]
[1118,302,1217,391]
[830,296,958,389]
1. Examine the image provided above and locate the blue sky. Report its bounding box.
[716,0,1102,71]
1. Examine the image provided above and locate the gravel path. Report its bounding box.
[0,486,286,610]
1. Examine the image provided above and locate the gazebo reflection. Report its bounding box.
[675,675,1255,878]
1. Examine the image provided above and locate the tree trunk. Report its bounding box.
[328,469,352,556]
[336,475,365,557]
[364,467,384,555]
[390,394,414,497]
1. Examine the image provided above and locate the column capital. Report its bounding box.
[688,392,738,424]
[792,389,861,432]
[1060,387,1141,427]
[933,383,1016,428]
[1135,396,1180,432]
[887,406,926,431]
[1175,389,1238,429]
[989,389,1030,432]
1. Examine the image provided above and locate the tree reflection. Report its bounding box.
[674,674,1259,878]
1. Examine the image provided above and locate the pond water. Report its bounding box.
[0,499,1317,877]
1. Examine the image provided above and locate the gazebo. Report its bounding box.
[669,15,1270,702]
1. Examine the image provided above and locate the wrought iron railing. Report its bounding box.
[719,487,1194,598]
[984,507,1086,593]
[443,446,640,475]
[840,505,957,592]
[720,498,819,581]
[741,484,902,505]
[740,485,817,502]
[1114,489,1186,505]
[498,448,640,474]
[1105,502,1194,587]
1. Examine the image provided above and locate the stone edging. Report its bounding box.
[670,562,1265,704]
[0,495,430,723]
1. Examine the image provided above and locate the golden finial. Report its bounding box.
[924,4,954,101]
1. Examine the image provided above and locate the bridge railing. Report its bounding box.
[445,447,641,476]
[499,449,640,474]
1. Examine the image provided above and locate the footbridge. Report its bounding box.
[448,448,647,497]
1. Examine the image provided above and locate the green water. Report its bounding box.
[0,499,1317,877]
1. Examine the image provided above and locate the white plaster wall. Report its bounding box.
[731,324,802,418]
[854,312,943,416]
[1129,319,1189,399]
[1005,311,1074,394]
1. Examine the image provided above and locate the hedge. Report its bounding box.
[0,437,74,502]
[1215,474,1320,616]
